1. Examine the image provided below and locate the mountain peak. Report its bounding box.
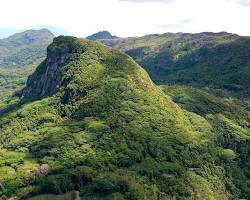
[34,25,69,36]
[4,29,54,44]
[21,36,148,101]
[87,30,118,40]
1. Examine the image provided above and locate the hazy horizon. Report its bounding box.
[0,25,248,40]
[0,0,250,38]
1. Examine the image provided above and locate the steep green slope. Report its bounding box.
[0,29,54,67]
[0,36,249,200]
[161,85,250,198]
[100,32,250,97]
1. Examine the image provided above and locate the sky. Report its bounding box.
[0,0,250,37]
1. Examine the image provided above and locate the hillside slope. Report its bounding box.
[99,32,250,97]
[161,85,250,199]
[0,29,54,67]
[0,36,249,200]
[0,29,54,100]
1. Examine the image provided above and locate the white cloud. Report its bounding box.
[0,0,249,37]
[237,0,250,6]
[158,24,182,28]
[119,0,175,3]
[158,18,192,30]
[179,18,193,24]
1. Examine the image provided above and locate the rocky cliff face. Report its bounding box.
[21,36,86,100]
[21,53,70,99]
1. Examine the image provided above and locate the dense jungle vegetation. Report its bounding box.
[0,36,249,200]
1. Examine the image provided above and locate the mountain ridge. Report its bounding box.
[0,25,69,39]
[87,31,118,40]
[99,31,250,97]
[0,36,234,200]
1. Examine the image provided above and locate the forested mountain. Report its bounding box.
[0,36,249,200]
[0,29,54,101]
[0,29,54,67]
[2,30,249,102]
[97,32,250,97]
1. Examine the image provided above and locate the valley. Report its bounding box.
[97,31,250,98]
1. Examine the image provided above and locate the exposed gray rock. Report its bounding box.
[34,164,50,177]
[21,52,71,99]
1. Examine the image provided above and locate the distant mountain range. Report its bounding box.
[34,25,69,36]
[1,29,250,99]
[86,30,118,40]
[0,25,68,39]
[91,31,250,97]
